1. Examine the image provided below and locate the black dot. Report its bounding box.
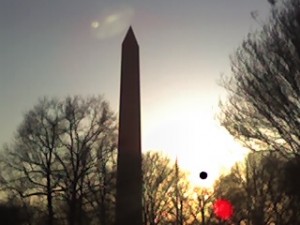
[199,171,208,179]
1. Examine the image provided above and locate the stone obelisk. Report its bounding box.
[115,27,142,225]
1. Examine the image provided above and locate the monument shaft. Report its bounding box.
[116,27,142,225]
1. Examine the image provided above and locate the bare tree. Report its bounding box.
[54,96,117,225]
[0,95,117,225]
[141,152,187,225]
[219,0,300,158]
[185,187,215,225]
[218,1,300,221]
[84,118,117,225]
[213,151,298,225]
[0,97,64,225]
[168,158,192,225]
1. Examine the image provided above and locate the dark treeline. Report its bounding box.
[0,96,300,225]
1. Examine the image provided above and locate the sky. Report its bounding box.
[0,0,271,187]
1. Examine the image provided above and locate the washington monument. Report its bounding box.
[115,27,143,225]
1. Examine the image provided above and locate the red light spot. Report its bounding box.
[213,199,234,220]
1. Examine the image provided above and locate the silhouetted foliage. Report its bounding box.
[219,1,300,222]
[54,96,117,225]
[0,203,27,225]
[0,95,117,225]
[142,152,189,225]
[187,187,216,225]
[219,0,300,158]
[0,97,64,225]
[214,152,300,224]
[281,156,300,198]
[1,95,204,225]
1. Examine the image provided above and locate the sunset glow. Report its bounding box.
[91,21,100,28]
[142,90,249,188]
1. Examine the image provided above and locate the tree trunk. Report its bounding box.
[46,171,54,225]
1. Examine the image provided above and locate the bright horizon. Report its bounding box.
[141,86,249,188]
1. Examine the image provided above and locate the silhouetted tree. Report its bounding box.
[277,156,300,223]
[169,158,191,225]
[213,151,298,224]
[142,152,190,225]
[0,203,30,225]
[213,165,247,225]
[53,96,116,225]
[0,97,64,225]
[142,152,173,225]
[0,95,117,225]
[186,187,215,225]
[83,122,117,225]
[219,0,300,158]
[219,1,300,222]
[282,157,300,198]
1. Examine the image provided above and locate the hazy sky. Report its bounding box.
[0,0,271,186]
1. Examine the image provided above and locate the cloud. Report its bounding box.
[91,5,134,40]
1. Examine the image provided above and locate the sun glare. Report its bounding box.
[143,92,248,188]
[90,5,134,40]
[105,14,120,23]
[91,21,100,28]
